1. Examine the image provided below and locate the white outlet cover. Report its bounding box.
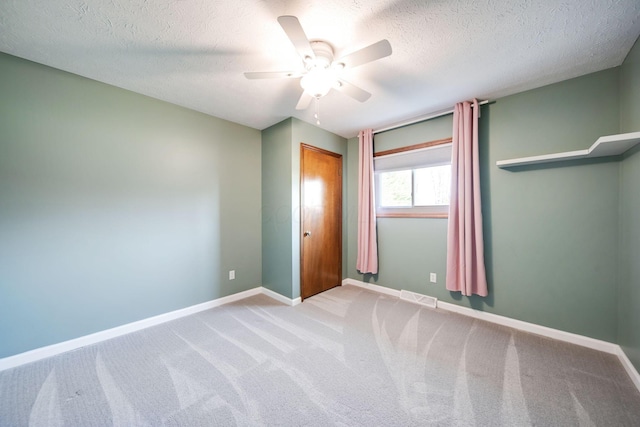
[430,273,437,283]
[229,270,235,280]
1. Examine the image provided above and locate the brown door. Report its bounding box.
[300,144,342,300]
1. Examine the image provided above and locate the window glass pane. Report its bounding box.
[379,170,412,207]
[414,165,451,206]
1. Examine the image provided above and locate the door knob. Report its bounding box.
[304,231,311,237]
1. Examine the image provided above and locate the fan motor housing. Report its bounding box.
[308,41,334,68]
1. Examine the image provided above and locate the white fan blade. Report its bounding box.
[277,16,315,60]
[295,91,314,110]
[336,80,371,102]
[244,71,300,79]
[336,39,392,69]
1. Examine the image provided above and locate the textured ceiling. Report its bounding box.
[1,0,639,138]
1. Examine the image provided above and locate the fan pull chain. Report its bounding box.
[314,96,321,125]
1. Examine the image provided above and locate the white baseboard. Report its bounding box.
[261,287,301,306]
[0,286,296,372]
[4,280,638,393]
[342,278,401,297]
[435,300,619,354]
[343,278,640,392]
[616,346,640,392]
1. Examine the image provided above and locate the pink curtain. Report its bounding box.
[357,129,378,274]
[446,99,488,296]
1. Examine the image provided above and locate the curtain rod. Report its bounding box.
[373,100,490,135]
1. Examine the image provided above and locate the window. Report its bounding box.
[374,140,451,218]
[413,164,451,206]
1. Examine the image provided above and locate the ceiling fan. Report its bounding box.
[244,16,392,111]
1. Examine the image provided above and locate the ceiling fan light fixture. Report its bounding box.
[245,16,390,109]
[300,67,335,98]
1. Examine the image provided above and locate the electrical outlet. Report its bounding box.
[229,270,235,280]
[429,273,437,283]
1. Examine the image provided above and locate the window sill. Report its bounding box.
[376,212,448,219]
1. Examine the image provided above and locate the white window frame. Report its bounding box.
[374,141,452,218]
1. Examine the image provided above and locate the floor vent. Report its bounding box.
[399,290,437,308]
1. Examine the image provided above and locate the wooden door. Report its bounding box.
[300,144,342,300]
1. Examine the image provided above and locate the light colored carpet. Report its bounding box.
[1,285,639,426]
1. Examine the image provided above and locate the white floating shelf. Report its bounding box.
[496,131,640,168]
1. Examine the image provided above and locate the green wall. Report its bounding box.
[261,119,294,298]
[620,37,640,133]
[483,69,620,341]
[619,36,640,370]
[348,68,623,343]
[262,118,347,299]
[0,53,262,358]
